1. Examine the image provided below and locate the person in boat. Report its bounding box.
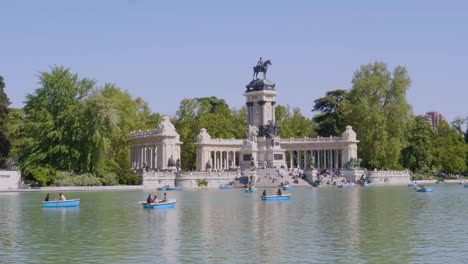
[153,194,158,203]
[161,193,167,203]
[44,193,50,202]
[277,188,282,196]
[59,193,66,201]
[262,189,266,196]
[147,194,154,203]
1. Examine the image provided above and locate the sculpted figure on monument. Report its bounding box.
[250,156,256,171]
[246,125,258,142]
[168,155,175,167]
[262,120,278,139]
[257,57,263,67]
[205,160,212,170]
[344,158,362,169]
[253,58,272,80]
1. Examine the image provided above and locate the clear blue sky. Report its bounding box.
[1,0,467,122]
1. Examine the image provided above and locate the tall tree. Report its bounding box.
[432,120,467,173]
[275,105,315,138]
[21,66,94,171]
[451,117,465,135]
[0,76,11,167]
[83,84,152,183]
[175,97,247,170]
[312,89,349,137]
[342,62,412,169]
[400,116,434,173]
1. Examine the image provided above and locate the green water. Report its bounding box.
[1,185,467,263]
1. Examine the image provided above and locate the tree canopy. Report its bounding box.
[342,62,412,169]
[18,66,153,184]
[0,76,11,167]
[312,89,349,137]
[400,116,434,173]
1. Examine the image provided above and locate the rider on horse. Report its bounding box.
[257,57,263,69]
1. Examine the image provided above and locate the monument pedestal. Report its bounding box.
[304,169,317,183]
[254,137,286,169]
[240,140,258,171]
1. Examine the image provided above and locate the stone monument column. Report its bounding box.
[242,72,286,170]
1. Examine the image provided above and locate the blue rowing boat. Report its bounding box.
[282,186,292,191]
[416,188,433,193]
[166,187,183,191]
[464,184,468,188]
[157,187,167,191]
[42,199,80,208]
[436,181,444,184]
[362,183,376,187]
[219,185,234,189]
[337,185,354,188]
[261,194,291,201]
[140,199,177,209]
[408,183,417,187]
[244,189,257,193]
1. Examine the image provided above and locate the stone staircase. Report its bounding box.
[233,168,312,188]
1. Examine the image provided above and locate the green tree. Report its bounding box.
[92,84,153,184]
[21,66,94,172]
[175,98,201,170]
[175,97,247,170]
[0,76,11,167]
[451,117,465,135]
[312,89,349,137]
[432,120,467,173]
[275,105,315,138]
[400,116,434,173]
[5,108,24,169]
[342,62,412,169]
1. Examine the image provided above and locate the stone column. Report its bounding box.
[214,151,217,170]
[259,101,266,127]
[271,101,276,122]
[246,102,253,125]
[298,150,302,169]
[233,151,236,168]
[334,150,338,169]
[137,146,141,169]
[304,150,308,169]
[289,151,294,169]
[319,150,322,169]
[223,151,226,170]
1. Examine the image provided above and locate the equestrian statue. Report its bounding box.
[253,57,272,80]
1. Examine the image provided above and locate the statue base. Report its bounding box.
[240,140,258,171]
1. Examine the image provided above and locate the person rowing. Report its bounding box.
[147,194,154,203]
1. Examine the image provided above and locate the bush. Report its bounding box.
[55,172,102,186]
[117,169,140,185]
[196,178,208,187]
[99,172,119,186]
[24,166,56,187]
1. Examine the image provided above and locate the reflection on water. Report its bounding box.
[1,186,468,263]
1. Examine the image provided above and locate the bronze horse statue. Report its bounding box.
[253,60,272,80]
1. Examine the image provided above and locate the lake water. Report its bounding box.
[1,184,468,263]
